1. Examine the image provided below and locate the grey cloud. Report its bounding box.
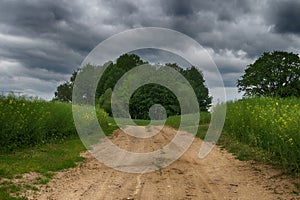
[0,35,82,73]
[196,19,295,58]
[101,0,140,27]
[169,12,216,38]
[160,0,252,21]
[161,0,196,17]
[1,0,300,100]
[267,0,300,34]
[102,0,289,58]
[0,0,103,73]
[130,48,244,87]
[105,0,138,16]
[130,48,192,68]
[0,0,85,42]
[0,58,69,99]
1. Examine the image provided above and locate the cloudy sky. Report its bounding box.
[0,0,300,101]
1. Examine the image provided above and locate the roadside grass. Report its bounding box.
[221,97,300,175]
[0,137,85,179]
[149,111,279,169]
[107,112,211,129]
[0,97,89,199]
[0,180,26,200]
[217,132,276,162]
[165,112,211,129]
[107,117,154,127]
[161,103,299,179]
[0,98,77,153]
[217,131,300,196]
[0,137,85,199]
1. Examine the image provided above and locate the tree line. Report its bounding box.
[54,54,212,119]
[55,51,300,119]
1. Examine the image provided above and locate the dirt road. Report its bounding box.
[28,126,299,200]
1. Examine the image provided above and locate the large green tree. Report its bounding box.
[129,84,180,119]
[238,51,300,97]
[182,66,211,111]
[55,54,212,119]
[96,54,147,97]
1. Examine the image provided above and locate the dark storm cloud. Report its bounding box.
[161,0,195,17]
[101,0,140,27]
[1,0,300,99]
[105,0,138,15]
[101,0,279,58]
[0,1,72,34]
[0,0,103,73]
[268,0,300,34]
[0,0,102,52]
[0,0,107,98]
[160,0,252,21]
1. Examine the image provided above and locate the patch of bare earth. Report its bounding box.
[26,126,299,200]
[0,172,40,185]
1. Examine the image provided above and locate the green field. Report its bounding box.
[0,96,299,199]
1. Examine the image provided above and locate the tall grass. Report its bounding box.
[0,97,109,152]
[0,96,111,152]
[223,97,300,173]
[0,98,75,152]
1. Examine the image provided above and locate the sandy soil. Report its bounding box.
[27,126,299,200]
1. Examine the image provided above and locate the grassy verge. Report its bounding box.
[161,104,299,178]
[221,97,300,175]
[0,137,85,179]
[0,98,77,152]
[0,137,85,199]
[0,97,109,199]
